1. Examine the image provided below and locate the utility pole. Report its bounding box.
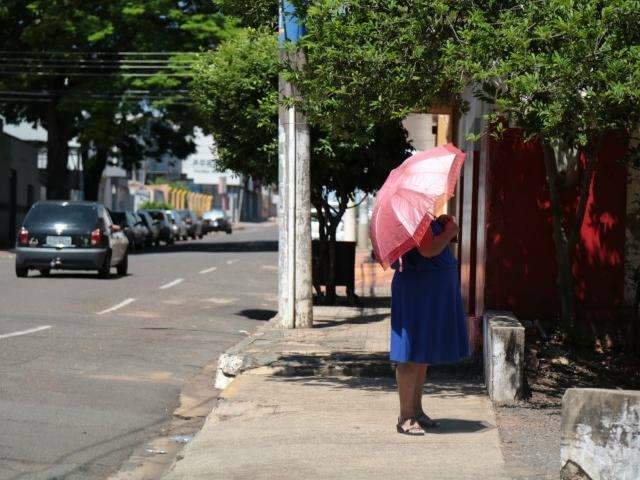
[277,1,313,328]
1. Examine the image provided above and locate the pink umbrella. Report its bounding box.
[370,144,466,269]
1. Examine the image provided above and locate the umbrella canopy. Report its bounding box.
[370,144,466,269]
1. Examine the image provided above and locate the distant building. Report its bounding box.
[181,129,276,222]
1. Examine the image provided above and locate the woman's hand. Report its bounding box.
[437,215,459,240]
[417,216,458,258]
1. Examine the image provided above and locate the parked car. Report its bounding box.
[110,210,146,250]
[166,209,189,241]
[15,201,129,278]
[137,210,160,247]
[178,210,203,239]
[203,209,232,234]
[140,209,174,245]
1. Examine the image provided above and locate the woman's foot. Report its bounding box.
[415,411,440,429]
[396,416,426,436]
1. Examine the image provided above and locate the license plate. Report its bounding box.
[46,236,72,247]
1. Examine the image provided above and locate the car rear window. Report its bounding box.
[147,211,165,221]
[24,203,99,228]
[110,211,127,225]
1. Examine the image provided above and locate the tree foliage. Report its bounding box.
[0,0,234,199]
[191,29,279,184]
[190,17,412,301]
[213,0,277,28]
[285,0,472,139]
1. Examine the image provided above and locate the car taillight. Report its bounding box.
[91,228,102,246]
[18,227,29,245]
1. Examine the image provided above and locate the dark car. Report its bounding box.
[110,210,146,250]
[203,209,232,234]
[141,209,174,245]
[137,210,160,247]
[15,201,129,278]
[178,210,203,239]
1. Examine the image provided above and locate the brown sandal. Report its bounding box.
[416,412,440,429]
[396,416,426,436]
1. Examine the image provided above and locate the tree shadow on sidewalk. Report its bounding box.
[313,312,390,329]
[267,354,485,399]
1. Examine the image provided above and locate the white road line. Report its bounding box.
[226,259,237,265]
[0,325,52,340]
[159,278,184,290]
[96,298,136,315]
[199,266,218,274]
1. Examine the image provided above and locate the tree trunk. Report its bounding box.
[82,146,109,201]
[322,197,348,305]
[45,102,71,200]
[541,137,599,337]
[541,139,577,332]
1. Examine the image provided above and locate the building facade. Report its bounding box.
[0,129,41,248]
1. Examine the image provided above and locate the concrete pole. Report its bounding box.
[278,75,313,328]
[277,76,290,327]
[277,1,313,328]
[293,103,313,328]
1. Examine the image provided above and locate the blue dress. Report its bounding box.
[390,220,470,365]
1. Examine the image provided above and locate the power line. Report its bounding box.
[0,50,202,56]
[0,70,194,77]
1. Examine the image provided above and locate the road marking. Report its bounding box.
[205,297,238,305]
[97,298,136,315]
[0,325,52,340]
[159,278,184,290]
[199,266,218,274]
[261,265,278,271]
[226,259,237,265]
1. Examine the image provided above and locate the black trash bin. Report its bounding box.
[312,240,356,300]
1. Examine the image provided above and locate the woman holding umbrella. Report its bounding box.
[370,144,470,436]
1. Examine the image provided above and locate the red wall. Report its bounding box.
[483,130,628,329]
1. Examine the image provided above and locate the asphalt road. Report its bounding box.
[0,223,278,480]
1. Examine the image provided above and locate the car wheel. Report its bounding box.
[226,228,232,235]
[182,235,188,241]
[191,234,196,240]
[15,264,28,278]
[40,268,51,277]
[198,234,204,239]
[168,237,175,245]
[98,251,112,278]
[117,252,128,276]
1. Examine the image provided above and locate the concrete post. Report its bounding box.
[277,3,313,328]
[483,310,525,405]
[561,388,640,479]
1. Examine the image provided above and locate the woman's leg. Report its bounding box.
[396,362,419,419]
[413,363,428,415]
[413,363,440,427]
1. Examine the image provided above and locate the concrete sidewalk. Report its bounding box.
[162,299,509,480]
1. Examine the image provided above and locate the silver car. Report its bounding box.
[165,210,189,241]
